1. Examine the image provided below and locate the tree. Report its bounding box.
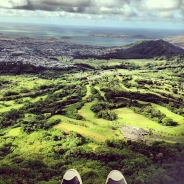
[162,117,178,126]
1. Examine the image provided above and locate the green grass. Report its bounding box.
[114,108,158,129]
[95,86,105,99]
[55,122,108,141]
[73,59,122,68]
[80,100,97,120]
[1,66,184,143]
[0,75,51,95]
[0,95,48,113]
[82,84,91,100]
[0,102,23,113]
[79,100,112,125]
[50,113,114,141]
[78,100,184,140]
[24,113,37,121]
[11,131,53,159]
[28,95,48,103]
[6,127,21,136]
[152,104,184,124]
[113,107,184,137]
[87,143,99,150]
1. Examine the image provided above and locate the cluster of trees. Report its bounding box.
[89,61,141,70]
[91,102,117,121]
[0,142,12,157]
[1,128,184,184]
[20,83,86,117]
[0,62,79,76]
[104,88,184,117]
[118,62,141,70]
[0,82,88,131]
[21,118,60,133]
[131,105,178,126]
[90,98,178,126]
[0,78,10,86]
[95,110,117,121]
[66,120,88,127]
[135,79,153,85]
[1,87,51,101]
[0,109,24,128]
[0,62,45,74]
[166,102,184,116]
[3,90,19,97]
[0,108,60,132]
[62,102,84,120]
[105,89,171,105]
[90,85,104,100]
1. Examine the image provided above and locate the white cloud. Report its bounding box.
[0,0,27,8]
[144,0,181,10]
[92,0,130,8]
[157,11,174,18]
[131,0,184,22]
[0,0,184,24]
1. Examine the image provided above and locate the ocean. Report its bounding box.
[0,23,183,47]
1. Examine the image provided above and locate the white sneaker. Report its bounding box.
[61,169,82,184]
[105,170,127,184]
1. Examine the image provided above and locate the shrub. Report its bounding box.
[162,117,178,126]
[3,91,19,97]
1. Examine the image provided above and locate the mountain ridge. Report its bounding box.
[98,39,184,59]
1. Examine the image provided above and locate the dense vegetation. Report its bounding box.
[1,130,184,184]
[0,58,184,183]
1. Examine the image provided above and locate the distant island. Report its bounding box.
[89,34,152,39]
[164,34,184,49]
[60,36,72,39]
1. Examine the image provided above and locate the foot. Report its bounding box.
[106,170,127,184]
[61,169,82,184]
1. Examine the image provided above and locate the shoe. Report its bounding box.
[106,170,127,184]
[61,169,82,184]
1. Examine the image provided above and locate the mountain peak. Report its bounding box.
[117,39,184,59]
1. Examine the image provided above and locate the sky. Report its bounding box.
[0,0,184,29]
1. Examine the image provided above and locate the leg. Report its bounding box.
[61,169,82,184]
[105,170,127,184]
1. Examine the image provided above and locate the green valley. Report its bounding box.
[0,58,184,184]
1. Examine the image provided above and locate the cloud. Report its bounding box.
[144,0,181,10]
[0,0,139,21]
[0,0,184,23]
[180,1,184,16]
[156,11,174,19]
[92,0,130,8]
[0,0,91,12]
[0,8,39,17]
[0,0,27,8]
[0,0,131,13]
[132,0,184,21]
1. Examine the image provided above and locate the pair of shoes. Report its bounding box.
[61,169,127,184]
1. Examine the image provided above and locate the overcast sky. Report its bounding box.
[0,0,184,29]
